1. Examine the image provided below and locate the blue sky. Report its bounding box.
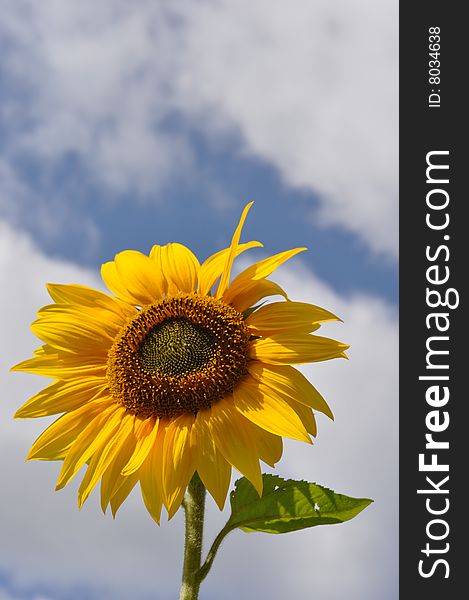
[0,2,398,600]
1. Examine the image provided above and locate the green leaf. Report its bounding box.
[227,474,373,534]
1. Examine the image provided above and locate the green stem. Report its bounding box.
[195,522,234,584]
[179,474,206,600]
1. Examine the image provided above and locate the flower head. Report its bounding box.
[12,203,348,522]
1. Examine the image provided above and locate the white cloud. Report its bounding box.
[1,222,397,599]
[0,0,397,257]
[174,0,398,259]
[1,1,194,197]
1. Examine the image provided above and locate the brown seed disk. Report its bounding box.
[107,293,250,418]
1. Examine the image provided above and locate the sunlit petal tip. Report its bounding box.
[78,495,88,510]
[10,361,24,373]
[215,202,255,298]
[100,261,113,278]
[149,243,160,257]
[166,503,181,521]
[153,511,163,525]
[252,477,263,497]
[45,282,56,298]
[150,514,162,526]
[338,343,350,357]
[110,501,121,519]
[25,450,38,462]
[213,496,227,511]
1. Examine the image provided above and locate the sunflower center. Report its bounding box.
[138,318,217,377]
[107,293,250,418]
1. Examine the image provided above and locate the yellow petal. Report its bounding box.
[15,377,107,419]
[26,398,112,461]
[198,241,263,297]
[159,243,200,294]
[11,350,107,379]
[78,412,135,507]
[246,301,340,335]
[148,245,169,295]
[162,414,196,518]
[232,376,311,443]
[37,303,131,338]
[228,279,288,313]
[248,362,333,419]
[287,400,317,437]
[215,202,254,298]
[249,423,283,467]
[110,471,140,518]
[101,428,138,512]
[33,345,47,357]
[114,250,166,303]
[250,334,349,364]
[101,250,165,306]
[31,314,114,355]
[101,261,134,305]
[191,413,231,510]
[122,417,159,476]
[46,283,135,319]
[205,398,262,495]
[139,424,165,524]
[56,405,125,490]
[223,247,306,306]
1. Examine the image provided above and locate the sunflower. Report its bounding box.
[12,203,348,523]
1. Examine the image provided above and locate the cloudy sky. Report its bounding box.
[0,1,398,599]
